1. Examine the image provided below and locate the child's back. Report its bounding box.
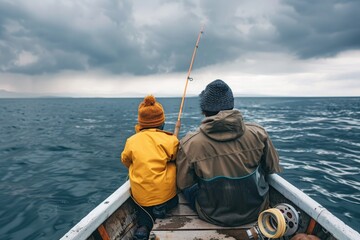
[121,95,179,240]
[122,128,178,206]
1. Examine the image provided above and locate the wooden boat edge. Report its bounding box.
[268,174,360,240]
[61,174,360,240]
[60,181,131,240]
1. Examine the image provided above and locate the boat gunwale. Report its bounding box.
[60,181,131,240]
[268,174,360,240]
[61,174,360,240]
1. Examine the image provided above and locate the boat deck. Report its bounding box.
[152,195,255,240]
[66,178,360,240]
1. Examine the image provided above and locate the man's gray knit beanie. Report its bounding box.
[199,79,234,112]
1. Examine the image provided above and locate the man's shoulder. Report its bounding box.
[245,122,267,132]
[244,123,271,141]
[180,128,202,145]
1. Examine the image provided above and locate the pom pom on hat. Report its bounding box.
[143,95,156,106]
[137,95,165,129]
[200,79,234,112]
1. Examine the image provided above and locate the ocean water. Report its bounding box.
[0,97,359,239]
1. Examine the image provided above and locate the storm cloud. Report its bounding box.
[1,0,359,76]
[0,0,359,97]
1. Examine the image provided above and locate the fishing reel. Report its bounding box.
[247,203,300,239]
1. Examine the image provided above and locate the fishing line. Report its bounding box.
[130,195,155,228]
[126,175,155,235]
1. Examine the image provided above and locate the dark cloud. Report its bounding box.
[0,1,139,74]
[0,0,359,76]
[272,0,360,58]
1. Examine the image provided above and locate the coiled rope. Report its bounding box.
[257,208,287,238]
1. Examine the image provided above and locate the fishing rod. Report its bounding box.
[174,26,204,137]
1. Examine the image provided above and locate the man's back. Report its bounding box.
[176,79,281,227]
[177,109,280,226]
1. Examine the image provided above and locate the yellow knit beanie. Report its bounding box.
[136,95,165,130]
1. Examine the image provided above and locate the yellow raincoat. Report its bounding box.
[121,129,179,206]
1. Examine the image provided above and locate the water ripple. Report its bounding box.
[1,97,359,239]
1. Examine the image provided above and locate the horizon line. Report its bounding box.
[1,95,359,99]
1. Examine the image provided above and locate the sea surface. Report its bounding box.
[0,97,359,239]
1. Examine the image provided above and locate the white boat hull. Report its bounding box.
[61,174,360,240]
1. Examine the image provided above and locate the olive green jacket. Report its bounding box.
[176,110,281,226]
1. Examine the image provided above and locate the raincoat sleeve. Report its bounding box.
[121,140,132,168]
[261,135,282,174]
[168,135,179,161]
[176,143,197,190]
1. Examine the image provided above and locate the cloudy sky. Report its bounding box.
[0,0,359,97]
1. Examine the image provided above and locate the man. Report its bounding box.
[176,79,281,226]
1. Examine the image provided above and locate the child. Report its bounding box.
[121,95,179,240]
